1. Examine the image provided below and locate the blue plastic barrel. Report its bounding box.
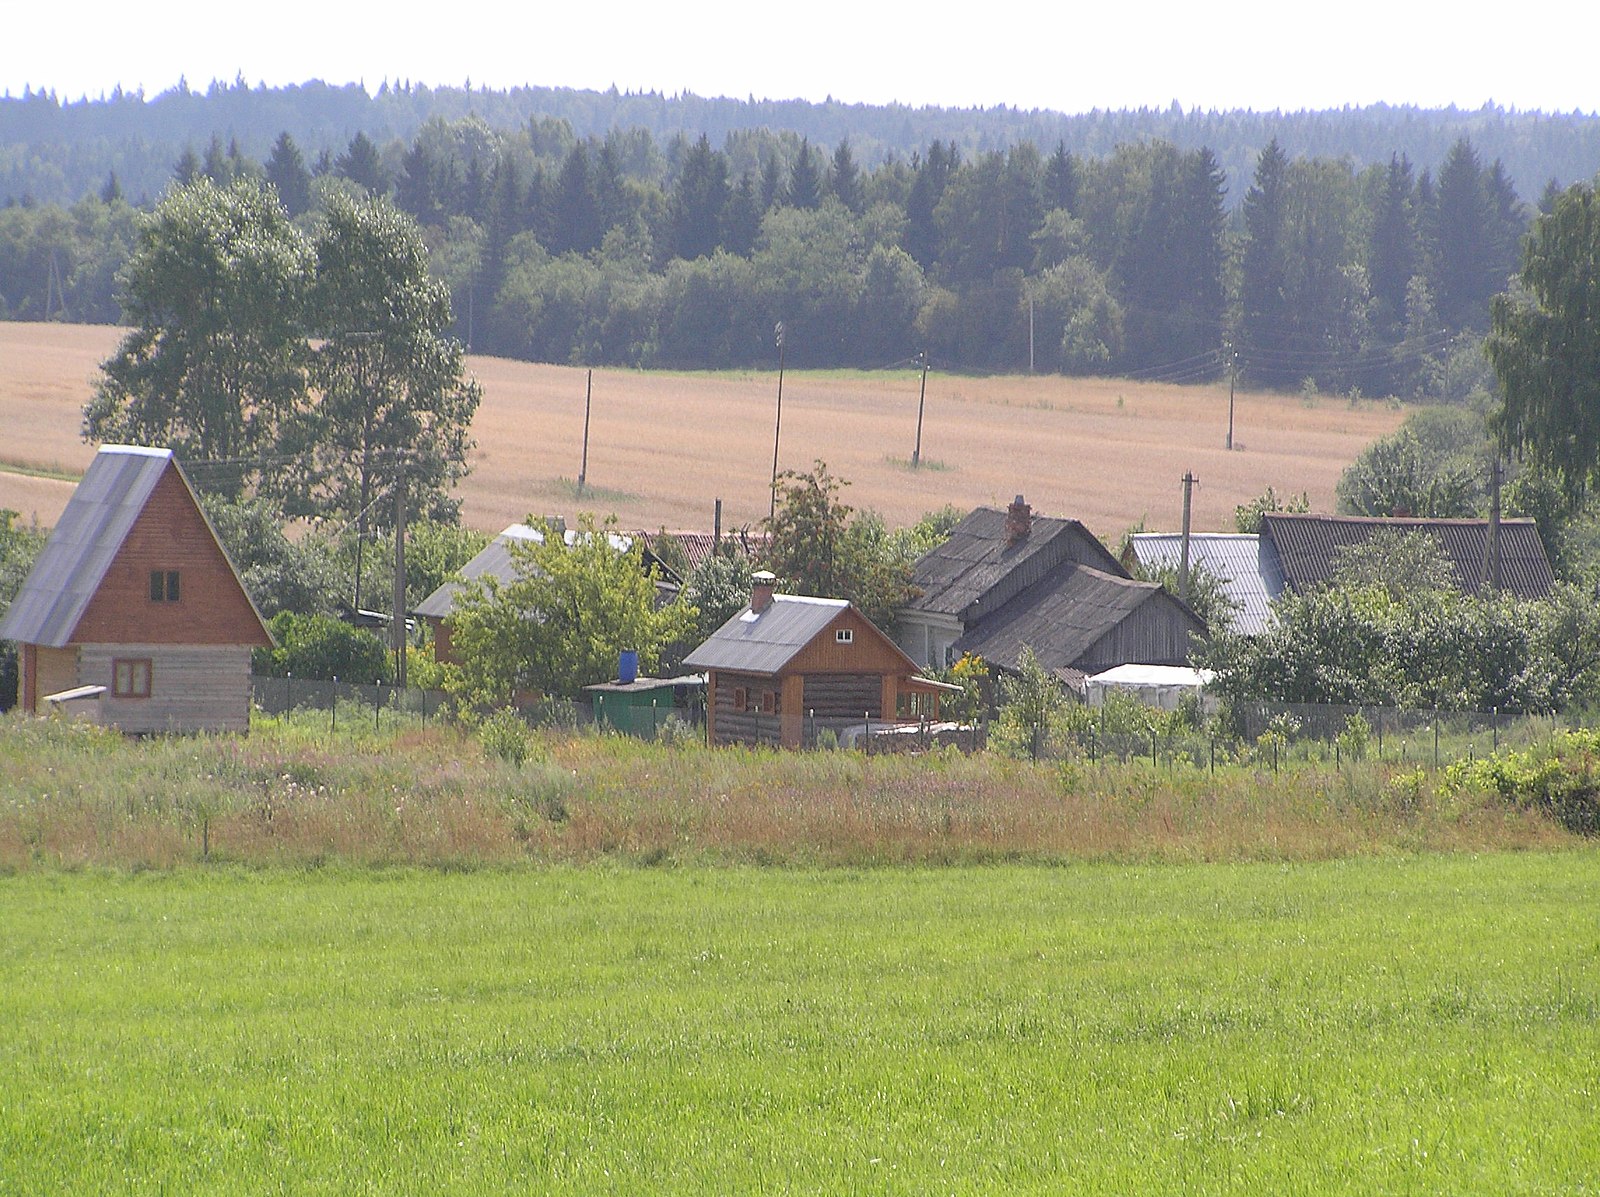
[618,650,639,684]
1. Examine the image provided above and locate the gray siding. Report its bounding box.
[1076,601,1196,673]
[77,643,254,734]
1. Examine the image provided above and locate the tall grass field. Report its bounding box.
[2,856,1596,1192]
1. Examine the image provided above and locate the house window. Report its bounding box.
[761,690,776,715]
[732,686,748,713]
[149,570,180,602]
[113,658,152,699]
[835,628,854,644]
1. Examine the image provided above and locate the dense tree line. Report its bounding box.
[6,80,1600,210]
[0,111,1560,385]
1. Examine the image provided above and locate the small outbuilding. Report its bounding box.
[684,573,958,749]
[0,445,273,733]
[584,673,706,737]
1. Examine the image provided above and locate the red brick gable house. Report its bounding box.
[0,445,272,733]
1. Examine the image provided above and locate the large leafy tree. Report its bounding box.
[284,194,481,529]
[447,515,695,705]
[84,177,313,497]
[1487,182,1600,500]
[762,461,915,629]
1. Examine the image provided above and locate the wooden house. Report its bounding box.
[0,445,272,733]
[416,522,679,666]
[684,573,957,749]
[1259,513,1555,600]
[898,497,1205,687]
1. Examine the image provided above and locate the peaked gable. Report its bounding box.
[684,593,919,677]
[0,446,271,649]
[908,506,1128,622]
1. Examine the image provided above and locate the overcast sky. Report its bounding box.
[8,0,1598,115]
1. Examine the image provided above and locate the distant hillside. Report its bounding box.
[4,79,1598,207]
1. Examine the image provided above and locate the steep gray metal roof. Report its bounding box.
[683,594,851,675]
[1129,533,1275,635]
[1260,514,1555,600]
[0,446,173,648]
[906,506,1127,621]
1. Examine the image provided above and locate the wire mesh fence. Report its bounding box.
[251,674,449,728]
[1016,700,1588,771]
[249,673,1591,770]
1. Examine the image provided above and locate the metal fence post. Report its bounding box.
[331,676,338,733]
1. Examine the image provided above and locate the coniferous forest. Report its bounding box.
[4,80,1597,389]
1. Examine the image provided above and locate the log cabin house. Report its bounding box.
[684,572,958,749]
[897,497,1205,688]
[0,445,272,733]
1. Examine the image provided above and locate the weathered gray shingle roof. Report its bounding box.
[683,594,851,675]
[1129,533,1276,635]
[1260,514,1555,600]
[950,564,1199,679]
[907,506,1127,621]
[0,446,172,647]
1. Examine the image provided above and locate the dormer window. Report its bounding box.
[149,570,180,602]
[836,628,854,644]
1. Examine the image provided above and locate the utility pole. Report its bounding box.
[392,459,407,689]
[1179,471,1199,606]
[1225,342,1238,450]
[577,368,593,496]
[770,322,786,521]
[912,349,929,468]
[1028,296,1035,374]
[1482,455,1503,593]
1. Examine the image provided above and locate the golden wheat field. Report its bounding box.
[0,322,1403,537]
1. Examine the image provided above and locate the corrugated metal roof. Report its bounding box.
[949,563,1198,676]
[683,594,851,675]
[635,530,765,575]
[414,523,641,620]
[907,506,1127,621]
[1260,514,1555,600]
[1129,533,1275,635]
[0,446,173,647]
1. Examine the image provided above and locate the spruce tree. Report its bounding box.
[265,131,312,218]
[1043,141,1079,213]
[829,139,864,214]
[1432,138,1492,331]
[669,134,728,261]
[1239,139,1294,387]
[785,139,823,210]
[335,132,387,196]
[1368,153,1417,345]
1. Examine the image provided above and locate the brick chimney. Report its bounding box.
[751,570,776,614]
[1005,495,1032,546]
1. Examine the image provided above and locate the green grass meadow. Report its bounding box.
[3,854,1597,1193]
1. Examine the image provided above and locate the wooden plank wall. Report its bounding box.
[1077,598,1196,672]
[73,466,270,648]
[77,643,254,733]
[33,646,78,710]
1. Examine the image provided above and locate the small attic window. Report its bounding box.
[149,570,180,602]
[836,628,854,644]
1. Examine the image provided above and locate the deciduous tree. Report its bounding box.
[84,178,313,496]
[1488,181,1600,499]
